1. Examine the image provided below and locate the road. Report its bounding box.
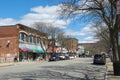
[0,58,106,80]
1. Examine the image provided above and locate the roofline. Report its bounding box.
[0,24,16,27]
[64,38,78,41]
[0,24,48,37]
[16,24,48,37]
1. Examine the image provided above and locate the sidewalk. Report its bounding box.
[0,60,46,67]
[0,62,14,67]
[106,58,120,80]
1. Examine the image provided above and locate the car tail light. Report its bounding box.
[102,58,105,61]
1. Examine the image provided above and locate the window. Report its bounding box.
[29,35,34,43]
[19,32,27,42]
[36,37,40,44]
[43,38,46,45]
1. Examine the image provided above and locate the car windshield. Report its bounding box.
[94,55,102,58]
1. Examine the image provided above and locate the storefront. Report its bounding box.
[19,43,43,61]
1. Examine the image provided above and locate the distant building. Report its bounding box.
[62,38,78,53]
[78,41,107,55]
[0,24,48,62]
[48,39,57,53]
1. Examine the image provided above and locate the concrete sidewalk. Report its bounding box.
[0,62,14,67]
[0,60,46,67]
[106,58,120,80]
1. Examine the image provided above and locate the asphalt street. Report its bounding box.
[0,58,106,80]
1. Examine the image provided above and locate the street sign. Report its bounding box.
[118,32,120,45]
[117,0,120,14]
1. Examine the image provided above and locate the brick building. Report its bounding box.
[0,24,48,62]
[62,38,78,52]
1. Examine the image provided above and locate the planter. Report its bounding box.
[113,61,120,76]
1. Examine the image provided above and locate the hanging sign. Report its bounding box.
[117,1,120,14]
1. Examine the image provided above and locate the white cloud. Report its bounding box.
[20,5,68,28]
[65,30,86,36]
[0,5,69,28]
[79,36,99,43]
[65,23,95,36]
[0,4,98,43]
[65,23,98,43]
[80,23,95,34]
[0,18,17,25]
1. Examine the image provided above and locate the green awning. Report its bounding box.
[19,43,44,54]
[77,52,84,55]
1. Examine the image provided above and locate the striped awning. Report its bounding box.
[19,43,43,54]
[19,48,32,52]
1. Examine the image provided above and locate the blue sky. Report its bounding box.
[0,0,98,43]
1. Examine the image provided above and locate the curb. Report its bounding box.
[0,60,47,67]
[0,63,14,67]
[106,58,120,80]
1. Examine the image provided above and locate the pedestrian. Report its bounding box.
[14,56,18,62]
[108,48,113,62]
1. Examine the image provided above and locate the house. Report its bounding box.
[0,24,48,62]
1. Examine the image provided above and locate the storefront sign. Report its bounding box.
[117,0,120,14]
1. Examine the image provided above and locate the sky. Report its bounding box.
[0,0,99,43]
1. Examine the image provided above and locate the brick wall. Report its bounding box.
[0,26,19,62]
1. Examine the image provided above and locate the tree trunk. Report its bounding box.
[111,14,120,76]
[43,52,47,61]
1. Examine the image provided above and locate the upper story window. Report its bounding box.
[36,37,40,44]
[42,38,46,45]
[29,35,34,43]
[19,32,27,42]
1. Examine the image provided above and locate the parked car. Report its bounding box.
[93,54,106,65]
[65,55,70,60]
[69,56,75,60]
[49,55,59,61]
[59,55,66,60]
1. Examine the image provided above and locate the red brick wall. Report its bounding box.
[0,26,19,62]
[63,38,78,52]
[0,26,18,37]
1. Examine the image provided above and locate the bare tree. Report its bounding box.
[33,22,48,60]
[57,31,65,53]
[93,22,110,52]
[60,0,120,75]
[34,22,65,54]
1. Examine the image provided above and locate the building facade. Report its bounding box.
[78,41,107,56]
[0,24,48,62]
[62,38,78,53]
